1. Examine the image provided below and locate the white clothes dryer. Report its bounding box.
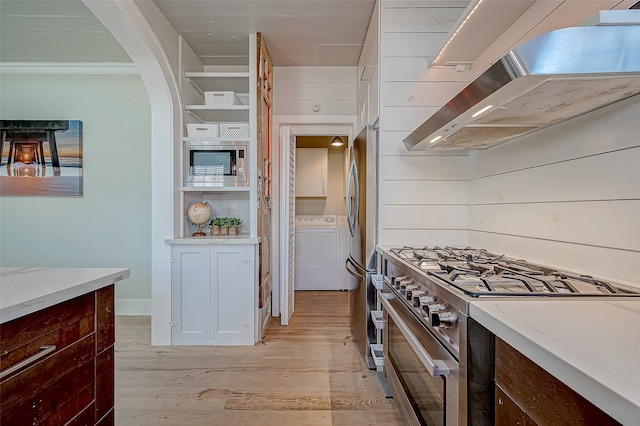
[295,215,341,290]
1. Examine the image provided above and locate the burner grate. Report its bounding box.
[390,245,639,297]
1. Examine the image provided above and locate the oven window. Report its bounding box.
[388,315,445,425]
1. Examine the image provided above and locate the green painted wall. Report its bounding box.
[0,74,152,311]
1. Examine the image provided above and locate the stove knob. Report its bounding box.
[398,278,409,287]
[419,295,436,306]
[399,280,411,293]
[424,303,446,317]
[392,276,406,288]
[432,311,458,328]
[411,291,425,307]
[405,285,417,299]
[419,297,437,313]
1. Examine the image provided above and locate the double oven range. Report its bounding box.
[378,246,640,426]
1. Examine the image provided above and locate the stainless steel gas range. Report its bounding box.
[378,246,640,426]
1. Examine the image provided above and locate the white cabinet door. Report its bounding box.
[172,244,255,345]
[358,0,379,129]
[358,93,368,134]
[172,245,211,343]
[295,148,328,197]
[210,244,251,341]
[368,63,379,126]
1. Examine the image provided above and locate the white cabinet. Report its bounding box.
[357,1,380,132]
[295,148,328,197]
[171,244,256,345]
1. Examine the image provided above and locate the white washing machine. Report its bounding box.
[295,215,343,291]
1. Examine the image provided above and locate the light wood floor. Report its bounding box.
[115,291,405,425]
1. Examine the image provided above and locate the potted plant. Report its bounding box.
[210,217,242,235]
[209,217,224,235]
[228,217,243,235]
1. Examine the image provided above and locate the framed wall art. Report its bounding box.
[0,120,83,196]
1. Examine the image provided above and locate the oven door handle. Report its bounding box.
[380,296,451,377]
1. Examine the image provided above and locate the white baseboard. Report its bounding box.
[116,299,151,316]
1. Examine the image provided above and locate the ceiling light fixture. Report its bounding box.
[330,136,344,147]
[431,0,484,67]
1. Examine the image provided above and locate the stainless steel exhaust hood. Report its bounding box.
[404,13,640,151]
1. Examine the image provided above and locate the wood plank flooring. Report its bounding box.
[115,291,405,425]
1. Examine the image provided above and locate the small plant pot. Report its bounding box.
[220,226,229,235]
[228,226,238,235]
[210,225,221,235]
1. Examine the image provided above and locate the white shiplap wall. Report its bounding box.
[468,95,640,289]
[378,0,470,246]
[272,66,358,117]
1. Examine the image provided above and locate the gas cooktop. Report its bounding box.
[389,246,640,298]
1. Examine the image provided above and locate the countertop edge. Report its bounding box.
[166,236,260,245]
[469,301,639,425]
[1,268,130,324]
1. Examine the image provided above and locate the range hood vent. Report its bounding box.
[404,12,640,151]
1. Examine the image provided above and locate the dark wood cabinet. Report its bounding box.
[495,383,537,426]
[495,337,620,426]
[0,285,115,425]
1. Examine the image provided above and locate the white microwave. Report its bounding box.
[184,141,248,187]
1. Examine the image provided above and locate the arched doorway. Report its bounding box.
[82,0,180,345]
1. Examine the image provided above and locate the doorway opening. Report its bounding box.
[293,135,349,293]
[274,121,356,326]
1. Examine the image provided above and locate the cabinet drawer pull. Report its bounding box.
[0,345,57,380]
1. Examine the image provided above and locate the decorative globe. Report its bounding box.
[187,202,212,236]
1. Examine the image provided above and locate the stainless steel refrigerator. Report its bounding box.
[345,124,378,369]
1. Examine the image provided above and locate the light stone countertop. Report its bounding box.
[469,299,640,425]
[166,236,260,245]
[0,267,130,324]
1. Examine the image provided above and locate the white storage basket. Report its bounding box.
[204,91,237,106]
[220,123,249,139]
[186,123,220,137]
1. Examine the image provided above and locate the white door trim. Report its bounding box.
[271,115,357,319]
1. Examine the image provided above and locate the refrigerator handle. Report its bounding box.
[346,255,375,279]
[346,160,359,238]
[345,256,364,280]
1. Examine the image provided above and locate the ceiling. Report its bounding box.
[0,0,376,66]
[0,0,131,63]
[296,135,348,149]
[2,0,637,67]
[154,0,376,66]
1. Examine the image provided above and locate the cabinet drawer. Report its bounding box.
[0,334,96,423]
[68,401,97,426]
[495,338,619,425]
[1,361,94,425]
[0,293,95,371]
